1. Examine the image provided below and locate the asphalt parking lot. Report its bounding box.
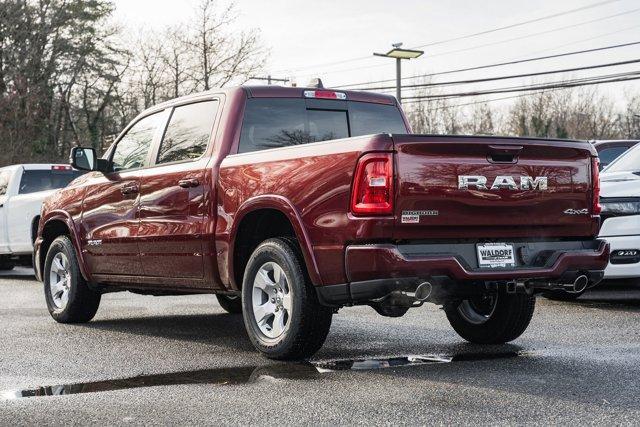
[1,268,639,425]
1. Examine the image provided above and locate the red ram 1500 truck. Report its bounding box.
[34,85,609,359]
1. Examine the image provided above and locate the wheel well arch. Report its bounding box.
[38,219,71,278]
[232,208,297,288]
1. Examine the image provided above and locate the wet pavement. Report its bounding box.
[1,268,639,424]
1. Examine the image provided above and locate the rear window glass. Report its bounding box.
[18,169,85,194]
[605,145,640,173]
[157,100,219,164]
[238,98,406,153]
[598,146,628,167]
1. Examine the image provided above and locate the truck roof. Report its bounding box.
[145,85,398,116]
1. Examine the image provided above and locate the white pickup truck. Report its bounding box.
[0,164,84,270]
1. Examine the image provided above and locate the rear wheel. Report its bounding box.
[216,294,242,314]
[44,236,101,323]
[444,290,535,344]
[242,238,332,360]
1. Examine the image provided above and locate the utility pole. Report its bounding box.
[374,43,424,104]
[248,75,289,85]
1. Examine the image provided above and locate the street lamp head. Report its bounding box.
[373,47,424,60]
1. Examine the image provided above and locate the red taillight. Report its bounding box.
[52,165,72,171]
[592,157,601,215]
[350,153,394,216]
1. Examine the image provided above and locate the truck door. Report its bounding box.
[137,99,219,281]
[81,112,166,277]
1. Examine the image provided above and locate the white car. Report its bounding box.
[599,144,640,279]
[0,164,84,270]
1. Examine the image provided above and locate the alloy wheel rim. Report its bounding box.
[252,262,292,339]
[49,252,71,310]
[457,294,498,325]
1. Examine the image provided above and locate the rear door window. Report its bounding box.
[18,169,85,194]
[111,112,164,172]
[605,145,640,173]
[238,98,406,153]
[157,100,219,164]
[598,146,629,167]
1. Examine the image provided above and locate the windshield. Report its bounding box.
[239,98,407,153]
[604,144,640,174]
[18,169,85,194]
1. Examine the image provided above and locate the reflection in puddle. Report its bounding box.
[1,351,521,400]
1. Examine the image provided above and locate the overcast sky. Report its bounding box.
[113,0,640,107]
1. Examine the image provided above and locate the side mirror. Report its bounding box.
[70,147,97,171]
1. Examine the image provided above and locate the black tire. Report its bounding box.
[44,236,101,323]
[242,237,332,360]
[542,290,585,301]
[444,290,535,344]
[216,294,242,314]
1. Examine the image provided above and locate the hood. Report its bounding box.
[600,171,640,198]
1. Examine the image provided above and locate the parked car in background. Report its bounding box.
[593,140,640,170]
[0,164,84,270]
[34,85,608,360]
[598,143,640,280]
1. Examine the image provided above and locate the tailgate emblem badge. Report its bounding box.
[458,175,548,190]
[563,208,589,215]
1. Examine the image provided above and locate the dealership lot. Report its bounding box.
[1,267,639,425]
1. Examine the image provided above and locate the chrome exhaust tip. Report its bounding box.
[414,282,433,301]
[572,275,589,293]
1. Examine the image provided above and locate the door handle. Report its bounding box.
[120,183,139,195]
[178,178,200,188]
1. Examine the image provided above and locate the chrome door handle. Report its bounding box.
[178,178,200,188]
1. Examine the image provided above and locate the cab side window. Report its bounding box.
[157,101,219,164]
[111,113,164,172]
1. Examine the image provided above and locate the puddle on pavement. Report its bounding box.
[1,351,521,400]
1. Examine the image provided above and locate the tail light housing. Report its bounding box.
[591,157,601,215]
[350,153,394,216]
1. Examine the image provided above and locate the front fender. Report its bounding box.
[229,195,322,287]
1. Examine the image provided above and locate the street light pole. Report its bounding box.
[374,43,424,104]
[396,58,401,103]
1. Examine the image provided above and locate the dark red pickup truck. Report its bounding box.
[34,85,609,359]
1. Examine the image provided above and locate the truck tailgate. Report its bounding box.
[392,135,597,240]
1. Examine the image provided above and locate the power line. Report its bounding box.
[413,0,621,49]
[403,70,640,100]
[335,38,640,89]
[272,0,621,74]
[353,58,640,91]
[403,92,542,107]
[293,6,640,80]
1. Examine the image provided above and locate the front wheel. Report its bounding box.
[242,238,333,360]
[44,236,101,323]
[444,290,535,344]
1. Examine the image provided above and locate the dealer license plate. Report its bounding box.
[476,243,516,268]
